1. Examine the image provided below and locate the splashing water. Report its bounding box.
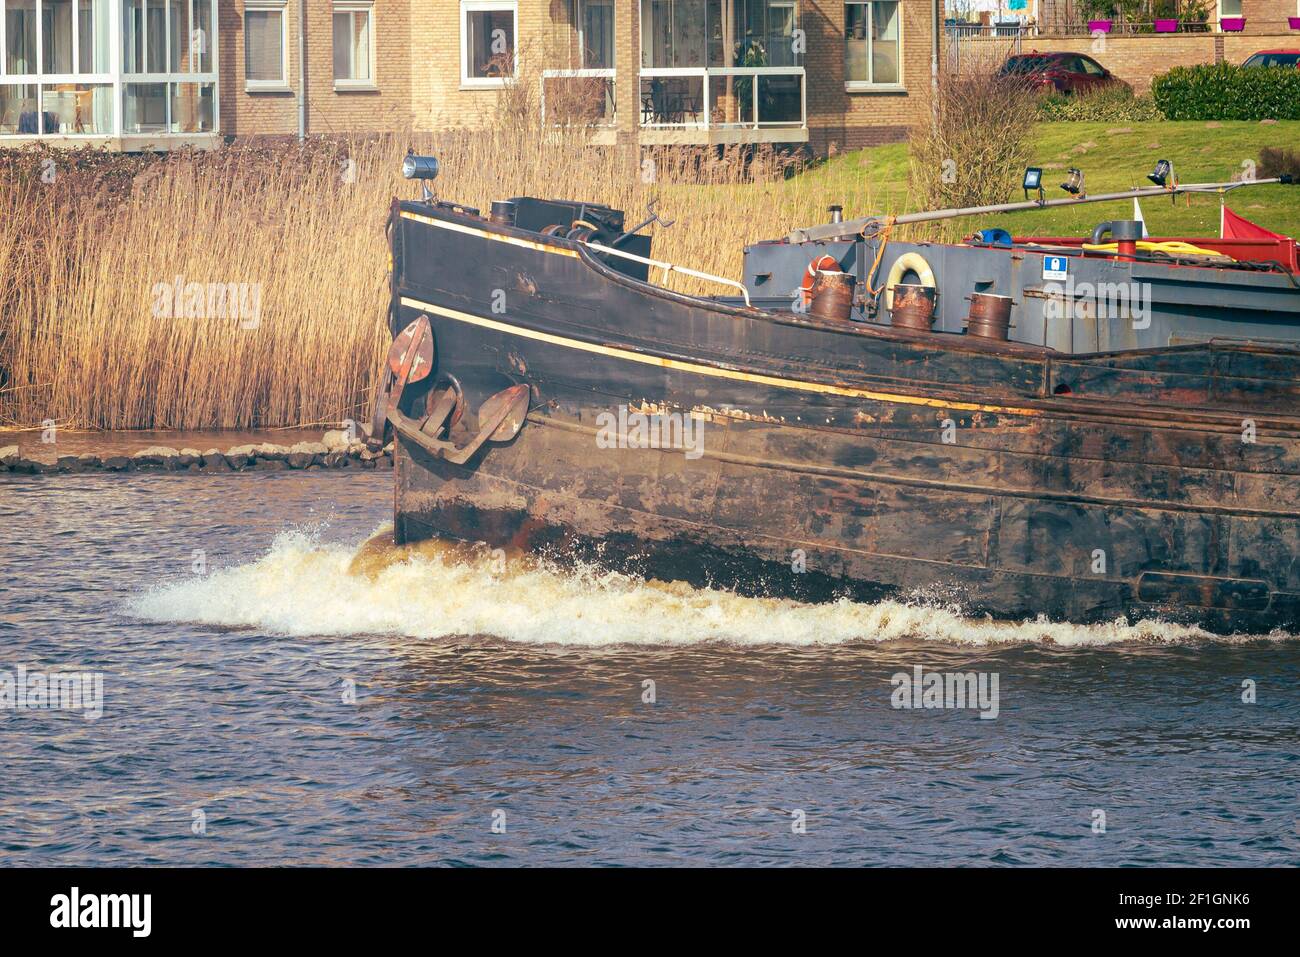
[123,525,1296,648]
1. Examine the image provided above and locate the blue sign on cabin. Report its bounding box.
[1008,0,1027,8]
[1042,255,1069,281]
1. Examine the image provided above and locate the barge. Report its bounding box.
[373,157,1300,634]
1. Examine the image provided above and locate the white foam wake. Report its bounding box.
[125,527,1291,647]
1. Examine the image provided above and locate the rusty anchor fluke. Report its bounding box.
[384,314,529,465]
[367,315,435,449]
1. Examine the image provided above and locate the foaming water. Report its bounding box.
[8,472,1300,866]
[127,524,1285,648]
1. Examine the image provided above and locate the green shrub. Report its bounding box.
[1036,86,1163,123]
[1152,63,1300,121]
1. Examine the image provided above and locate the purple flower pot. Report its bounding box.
[1154,18,1179,32]
[1087,19,1113,33]
[1289,16,1300,30]
[1220,17,1245,31]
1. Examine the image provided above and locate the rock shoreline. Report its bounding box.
[0,430,394,475]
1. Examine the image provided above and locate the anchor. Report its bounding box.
[607,198,676,250]
[382,314,529,465]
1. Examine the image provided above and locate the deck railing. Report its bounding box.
[638,67,805,131]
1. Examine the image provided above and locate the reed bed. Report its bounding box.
[0,123,893,431]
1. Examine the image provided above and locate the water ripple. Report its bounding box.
[2,472,1298,865]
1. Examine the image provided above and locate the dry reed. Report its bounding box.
[1,115,891,431]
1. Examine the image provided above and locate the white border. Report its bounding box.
[843,0,906,93]
[460,0,518,89]
[244,0,290,91]
[333,1,377,90]
[1,0,219,138]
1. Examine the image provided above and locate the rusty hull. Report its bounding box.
[388,200,1300,634]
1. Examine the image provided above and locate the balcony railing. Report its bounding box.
[945,16,1284,41]
[639,67,805,131]
[1032,20,1215,35]
[1026,0,1268,35]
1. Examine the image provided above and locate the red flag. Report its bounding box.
[1221,205,1288,241]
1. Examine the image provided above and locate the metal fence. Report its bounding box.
[1034,0,1216,35]
[945,23,1026,74]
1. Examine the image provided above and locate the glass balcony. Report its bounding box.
[642,67,805,130]
[0,0,219,142]
[637,1,807,137]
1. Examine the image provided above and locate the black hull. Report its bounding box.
[388,201,1300,635]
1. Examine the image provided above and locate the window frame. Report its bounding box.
[844,0,904,93]
[578,0,614,71]
[243,0,289,92]
[332,0,375,90]
[460,0,517,89]
[1078,55,1105,76]
[1215,0,1243,25]
[1,0,220,139]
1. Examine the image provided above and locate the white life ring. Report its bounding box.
[883,252,937,311]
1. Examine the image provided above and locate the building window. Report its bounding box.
[79,0,111,74]
[639,1,801,70]
[461,0,515,86]
[5,0,38,74]
[40,0,72,73]
[3,0,115,135]
[333,2,373,87]
[579,0,614,70]
[766,1,798,67]
[844,1,900,88]
[1,0,216,137]
[245,1,287,88]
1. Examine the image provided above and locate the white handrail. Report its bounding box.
[582,241,752,307]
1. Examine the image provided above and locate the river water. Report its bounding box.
[2,470,1298,866]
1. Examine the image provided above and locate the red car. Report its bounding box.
[1242,50,1300,68]
[998,51,1129,95]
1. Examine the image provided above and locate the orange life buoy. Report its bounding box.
[801,255,841,302]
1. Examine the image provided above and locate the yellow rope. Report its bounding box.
[1082,239,1232,259]
[862,216,896,297]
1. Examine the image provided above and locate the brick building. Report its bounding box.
[0,1,943,154]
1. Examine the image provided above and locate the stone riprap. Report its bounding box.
[0,435,395,475]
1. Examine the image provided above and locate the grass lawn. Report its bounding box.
[802,120,1300,239]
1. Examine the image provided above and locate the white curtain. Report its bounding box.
[122,0,143,73]
[193,0,211,72]
[84,0,112,132]
[145,0,164,72]
[78,0,111,73]
[245,10,284,82]
[44,0,75,73]
[6,0,38,74]
[334,9,371,81]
